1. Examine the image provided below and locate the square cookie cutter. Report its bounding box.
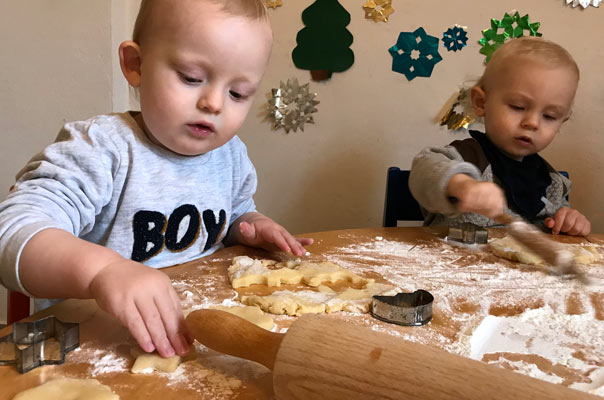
[0,315,79,373]
[371,290,434,326]
[447,222,488,244]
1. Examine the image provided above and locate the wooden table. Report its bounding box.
[1,227,603,399]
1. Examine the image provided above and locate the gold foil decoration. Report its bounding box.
[440,88,476,130]
[266,0,283,9]
[268,78,320,133]
[363,0,394,23]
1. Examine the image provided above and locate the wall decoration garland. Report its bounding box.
[478,11,542,63]
[442,25,468,52]
[267,78,320,133]
[388,27,442,81]
[292,0,355,81]
[362,0,394,23]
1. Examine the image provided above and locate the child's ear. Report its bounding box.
[470,86,487,117]
[119,41,142,88]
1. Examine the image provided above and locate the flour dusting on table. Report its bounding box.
[321,235,604,396]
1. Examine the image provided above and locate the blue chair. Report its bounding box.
[382,167,424,227]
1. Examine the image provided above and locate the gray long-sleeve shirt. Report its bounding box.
[0,112,257,294]
[409,138,570,228]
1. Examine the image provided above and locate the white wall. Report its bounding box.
[0,0,114,324]
[240,0,604,235]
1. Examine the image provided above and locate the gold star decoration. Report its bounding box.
[266,0,283,9]
[363,0,394,23]
[439,88,477,131]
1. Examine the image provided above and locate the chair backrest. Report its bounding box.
[382,167,424,227]
[7,290,30,324]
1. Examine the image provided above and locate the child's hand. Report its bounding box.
[447,174,506,219]
[234,213,313,256]
[90,259,192,358]
[544,207,591,236]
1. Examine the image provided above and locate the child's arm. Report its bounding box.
[447,174,506,219]
[544,208,591,236]
[225,212,313,256]
[19,228,191,358]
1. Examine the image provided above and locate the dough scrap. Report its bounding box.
[130,346,196,374]
[13,378,118,400]
[241,282,398,316]
[211,305,274,330]
[229,256,372,288]
[488,235,600,265]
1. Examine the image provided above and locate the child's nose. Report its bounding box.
[520,112,539,130]
[197,87,223,114]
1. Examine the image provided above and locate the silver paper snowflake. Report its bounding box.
[565,0,601,8]
[267,78,319,133]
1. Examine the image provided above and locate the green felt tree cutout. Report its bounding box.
[292,0,355,81]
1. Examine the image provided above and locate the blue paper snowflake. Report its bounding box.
[442,25,468,52]
[388,27,442,81]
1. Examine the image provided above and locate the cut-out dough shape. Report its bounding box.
[229,256,371,288]
[488,235,600,265]
[242,282,398,316]
[13,378,118,400]
[130,346,196,374]
[211,305,275,330]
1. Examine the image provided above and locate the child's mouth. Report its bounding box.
[187,123,215,137]
[515,136,532,146]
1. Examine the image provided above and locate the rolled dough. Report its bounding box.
[488,235,600,265]
[241,282,398,316]
[228,256,371,288]
[211,305,274,330]
[13,378,118,400]
[130,346,196,374]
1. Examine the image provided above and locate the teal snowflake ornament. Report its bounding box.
[442,25,468,52]
[388,27,443,81]
[478,11,542,63]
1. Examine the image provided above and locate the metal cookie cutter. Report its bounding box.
[447,222,488,244]
[371,290,434,326]
[0,316,79,373]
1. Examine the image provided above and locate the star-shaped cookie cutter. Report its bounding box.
[0,316,79,373]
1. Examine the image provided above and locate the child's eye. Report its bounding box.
[178,72,202,85]
[229,90,247,100]
[543,114,557,121]
[509,104,524,111]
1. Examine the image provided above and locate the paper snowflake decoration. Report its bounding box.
[565,0,601,7]
[388,27,443,81]
[442,25,468,52]
[478,11,542,63]
[362,0,394,23]
[267,78,319,133]
[266,0,283,9]
[439,88,477,131]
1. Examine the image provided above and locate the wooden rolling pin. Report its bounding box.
[494,213,585,280]
[186,309,597,400]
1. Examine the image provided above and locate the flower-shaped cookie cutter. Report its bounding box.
[0,316,79,373]
[371,290,434,326]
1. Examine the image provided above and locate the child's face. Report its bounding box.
[472,57,578,161]
[126,0,272,156]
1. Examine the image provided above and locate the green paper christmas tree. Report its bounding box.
[292,0,354,81]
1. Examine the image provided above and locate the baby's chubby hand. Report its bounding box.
[545,207,591,236]
[89,259,192,358]
[447,174,506,219]
[236,213,313,256]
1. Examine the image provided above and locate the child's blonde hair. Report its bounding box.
[132,0,269,44]
[477,37,580,90]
